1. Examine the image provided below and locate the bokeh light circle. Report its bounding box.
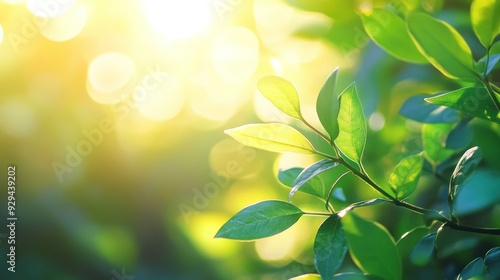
[26,0,76,18]
[38,3,87,42]
[134,72,185,121]
[211,26,260,81]
[88,53,135,94]
[141,0,212,41]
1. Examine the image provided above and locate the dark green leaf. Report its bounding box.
[456,257,486,280]
[361,8,428,63]
[342,212,402,280]
[317,69,341,141]
[290,159,339,200]
[485,247,500,279]
[446,119,473,150]
[278,168,325,200]
[471,0,500,48]
[455,170,500,215]
[332,273,383,280]
[400,94,459,123]
[225,123,315,154]
[257,76,303,119]
[425,87,500,124]
[407,13,475,80]
[314,215,348,280]
[410,232,437,266]
[449,146,482,202]
[215,200,303,240]
[335,83,367,168]
[396,227,431,258]
[389,153,424,200]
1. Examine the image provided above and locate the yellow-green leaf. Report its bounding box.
[389,153,424,200]
[361,8,428,63]
[225,123,314,154]
[471,0,500,48]
[335,83,366,168]
[258,76,303,119]
[407,13,475,80]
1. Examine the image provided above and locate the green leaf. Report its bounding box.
[335,83,367,168]
[389,153,424,200]
[400,94,459,123]
[290,274,322,280]
[332,273,383,280]
[338,198,388,217]
[407,13,475,80]
[342,212,402,280]
[361,8,428,63]
[410,232,437,266]
[471,0,500,48]
[225,123,315,154]
[215,200,303,240]
[278,168,325,200]
[456,257,486,280]
[257,76,303,119]
[314,215,348,280]
[477,54,500,76]
[317,69,341,141]
[425,87,500,124]
[290,159,339,200]
[449,146,482,202]
[485,247,500,279]
[396,227,431,258]
[446,119,473,150]
[455,169,500,215]
[422,123,455,164]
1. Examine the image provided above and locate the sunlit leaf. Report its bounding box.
[289,274,322,280]
[407,13,475,80]
[455,169,500,215]
[449,146,482,202]
[410,232,436,266]
[389,153,424,200]
[425,87,500,124]
[361,8,427,63]
[258,76,303,119]
[314,215,348,280]
[278,168,325,200]
[338,199,388,217]
[215,200,303,240]
[290,159,339,200]
[456,257,486,280]
[471,0,500,48]
[225,123,315,154]
[335,83,366,168]
[485,247,500,279]
[422,123,455,164]
[342,212,402,280]
[396,227,430,258]
[316,68,341,141]
[400,94,459,123]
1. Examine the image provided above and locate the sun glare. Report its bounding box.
[141,0,213,41]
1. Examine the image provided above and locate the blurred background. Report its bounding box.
[0,0,499,279]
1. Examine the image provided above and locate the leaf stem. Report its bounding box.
[303,119,340,157]
[479,45,500,111]
[303,212,334,217]
[312,149,500,235]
